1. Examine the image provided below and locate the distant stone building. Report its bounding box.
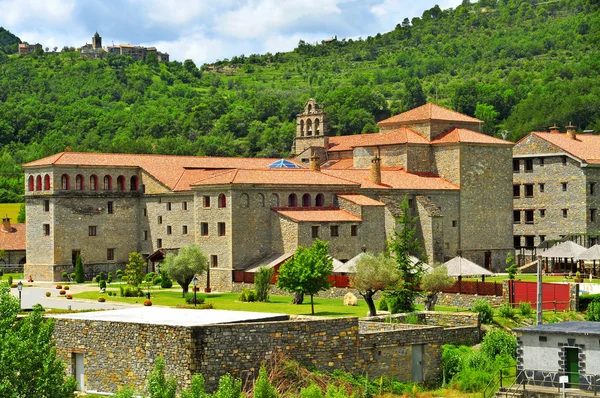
[23,101,513,283]
[80,32,105,59]
[106,43,169,62]
[18,43,42,55]
[0,216,26,271]
[513,125,600,253]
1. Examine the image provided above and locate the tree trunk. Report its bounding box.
[310,294,314,315]
[364,291,377,317]
[424,292,437,311]
[180,282,189,298]
[291,291,304,304]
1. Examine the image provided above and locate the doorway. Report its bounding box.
[411,344,424,382]
[565,348,579,388]
[72,250,81,266]
[72,353,85,391]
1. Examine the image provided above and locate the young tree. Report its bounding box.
[349,252,401,316]
[16,203,25,223]
[0,285,76,397]
[147,356,177,398]
[75,254,85,283]
[254,266,274,302]
[125,252,146,287]
[386,196,426,313]
[161,245,208,297]
[276,239,333,315]
[506,252,518,280]
[421,264,454,311]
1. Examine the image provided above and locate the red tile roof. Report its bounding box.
[337,194,385,206]
[0,223,25,251]
[432,128,513,145]
[191,169,360,187]
[321,158,355,170]
[328,128,428,152]
[378,103,482,127]
[527,132,600,164]
[323,169,459,190]
[274,207,363,222]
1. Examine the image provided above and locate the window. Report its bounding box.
[288,194,297,207]
[43,224,50,236]
[540,209,546,217]
[157,239,162,248]
[513,210,521,224]
[408,198,414,208]
[562,182,568,191]
[201,223,208,236]
[143,207,147,217]
[144,230,148,240]
[167,226,172,235]
[158,216,162,224]
[513,185,520,197]
[539,157,544,167]
[351,225,358,236]
[524,159,533,172]
[539,336,547,342]
[103,175,112,190]
[211,255,218,268]
[525,210,534,224]
[271,193,280,207]
[167,202,172,211]
[562,209,568,218]
[75,174,84,190]
[44,174,50,190]
[88,226,97,236]
[513,159,520,173]
[107,248,115,261]
[218,194,226,208]
[330,225,339,237]
[315,194,324,207]
[452,220,457,227]
[203,196,211,208]
[302,193,311,207]
[116,175,125,191]
[591,209,597,222]
[107,201,114,214]
[28,175,34,191]
[61,174,70,190]
[513,236,521,248]
[44,200,50,212]
[562,156,567,165]
[218,222,226,236]
[257,193,265,207]
[90,175,98,191]
[130,176,138,191]
[591,183,596,196]
[524,184,533,197]
[182,225,188,235]
[539,183,545,193]
[539,235,546,243]
[182,201,188,211]
[36,175,42,191]
[525,236,535,248]
[311,226,319,239]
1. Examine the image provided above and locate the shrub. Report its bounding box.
[254,266,274,302]
[519,301,533,316]
[114,387,135,398]
[384,295,402,314]
[471,299,494,324]
[160,274,173,289]
[498,303,516,319]
[253,365,279,398]
[56,284,62,289]
[378,298,388,311]
[10,283,16,288]
[180,374,206,398]
[120,285,144,298]
[66,294,73,299]
[63,285,69,290]
[238,289,257,302]
[442,345,469,381]
[153,276,162,286]
[144,300,152,306]
[211,373,241,398]
[586,297,600,321]
[200,302,215,309]
[186,293,206,305]
[147,356,177,398]
[107,272,113,284]
[116,269,123,279]
[70,272,76,281]
[300,384,323,398]
[98,297,106,302]
[406,313,419,325]
[62,271,68,281]
[7,275,12,285]
[45,291,51,297]
[59,289,66,295]
[579,294,600,311]
[99,280,107,290]
[75,255,85,283]
[482,328,517,359]
[324,384,350,398]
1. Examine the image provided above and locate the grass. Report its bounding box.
[0,203,21,221]
[0,273,24,281]
[464,275,600,284]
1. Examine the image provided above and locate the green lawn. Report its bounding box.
[73,289,465,317]
[465,275,597,284]
[0,203,21,221]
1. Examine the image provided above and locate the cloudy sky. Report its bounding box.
[0,0,462,65]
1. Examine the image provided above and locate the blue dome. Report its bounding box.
[267,159,303,169]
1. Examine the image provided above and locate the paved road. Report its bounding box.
[9,287,135,311]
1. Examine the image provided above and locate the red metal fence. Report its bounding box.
[508,280,570,311]
[233,271,350,288]
[441,280,503,296]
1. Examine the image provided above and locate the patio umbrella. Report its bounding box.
[443,256,493,278]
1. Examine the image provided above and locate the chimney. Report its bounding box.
[370,156,382,185]
[566,122,577,140]
[2,216,11,232]
[549,124,560,133]
[310,153,320,171]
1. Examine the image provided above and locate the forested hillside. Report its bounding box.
[0,0,598,202]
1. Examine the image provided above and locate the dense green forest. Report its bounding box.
[0,0,599,202]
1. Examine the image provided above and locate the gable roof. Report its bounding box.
[443,256,493,277]
[327,128,429,152]
[322,169,459,190]
[0,223,26,251]
[378,103,482,127]
[431,128,513,145]
[273,207,363,222]
[191,169,360,187]
[528,132,600,164]
[267,159,304,169]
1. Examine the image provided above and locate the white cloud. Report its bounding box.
[129,0,231,26]
[144,31,227,65]
[370,0,462,24]
[0,0,76,26]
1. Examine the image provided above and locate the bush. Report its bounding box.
[160,274,173,289]
[471,299,494,324]
[70,272,76,281]
[56,284,62,289]
[378,298,388,311]
[384,295,402,314]
[300,384,323,398]
[63,285,69,290]
[442,345,470,381]
[153,276,162,285]
[498,303,516,319]
[7,275,12,285]
[120,285,144,297]
[324,384,350,398]
[253,365,279,398]
[579,294,600,311]
[212,373,241,398]
[238,289,257,302]
[107,272,113,284]
[98,297,106,302]
[144,300,152,306]
[186,293,206,305]
[587,297,600,321]
[116,269,123,279]
[75,255,85,283]
[482,328,517,359]
[98,272,105,282]
[59,289,66,295]
[519,301,533,316]
[113,387,135,398]
[200,302,215,309]
[406,313,419,325]
[254,266,274,302]
[99,280,107,290]
[45,291,51,297]
[62,271,68,281]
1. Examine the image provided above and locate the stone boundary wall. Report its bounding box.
[362,311,479,327]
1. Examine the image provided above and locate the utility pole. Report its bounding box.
[537,255,543,325]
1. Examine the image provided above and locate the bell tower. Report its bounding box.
[92,32,102,49]
[293,99,329,155]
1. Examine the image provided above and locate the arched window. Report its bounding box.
[302,193,311,207]
[241,193,249,208]
[315,118,320,135]
[288,193,297,207]
[306,119,313,136]
[28,176,34,192]
[308,104,312,113]
[36,175,42,191]
[130,176,138,191]
[257,193,265,207]
[75,174,84,190]
[117,176,125,191]
[103,175,112,191]
[61,174,70,190]
[315,193,325,207]
[300,120,305,136]
[90,175,98,191]
[218,194,226,208]
[44,175,50,190]
[271,193,279,207]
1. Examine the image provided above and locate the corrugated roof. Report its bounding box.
[192,169,359,187]
[273,207,363,222]
[337,194,385,206]
[432,128,513,145]
[378,103,482,127]
[0,223,26,251]
[328,128,428,152]
[530,132,600,164]
[322,169,459,190]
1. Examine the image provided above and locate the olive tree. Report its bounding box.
[161,245,208,297]
[350,252,401,317]
[421,264,454,311]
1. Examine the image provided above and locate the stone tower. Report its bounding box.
[92,32,102,49]
[294,99,329,155]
